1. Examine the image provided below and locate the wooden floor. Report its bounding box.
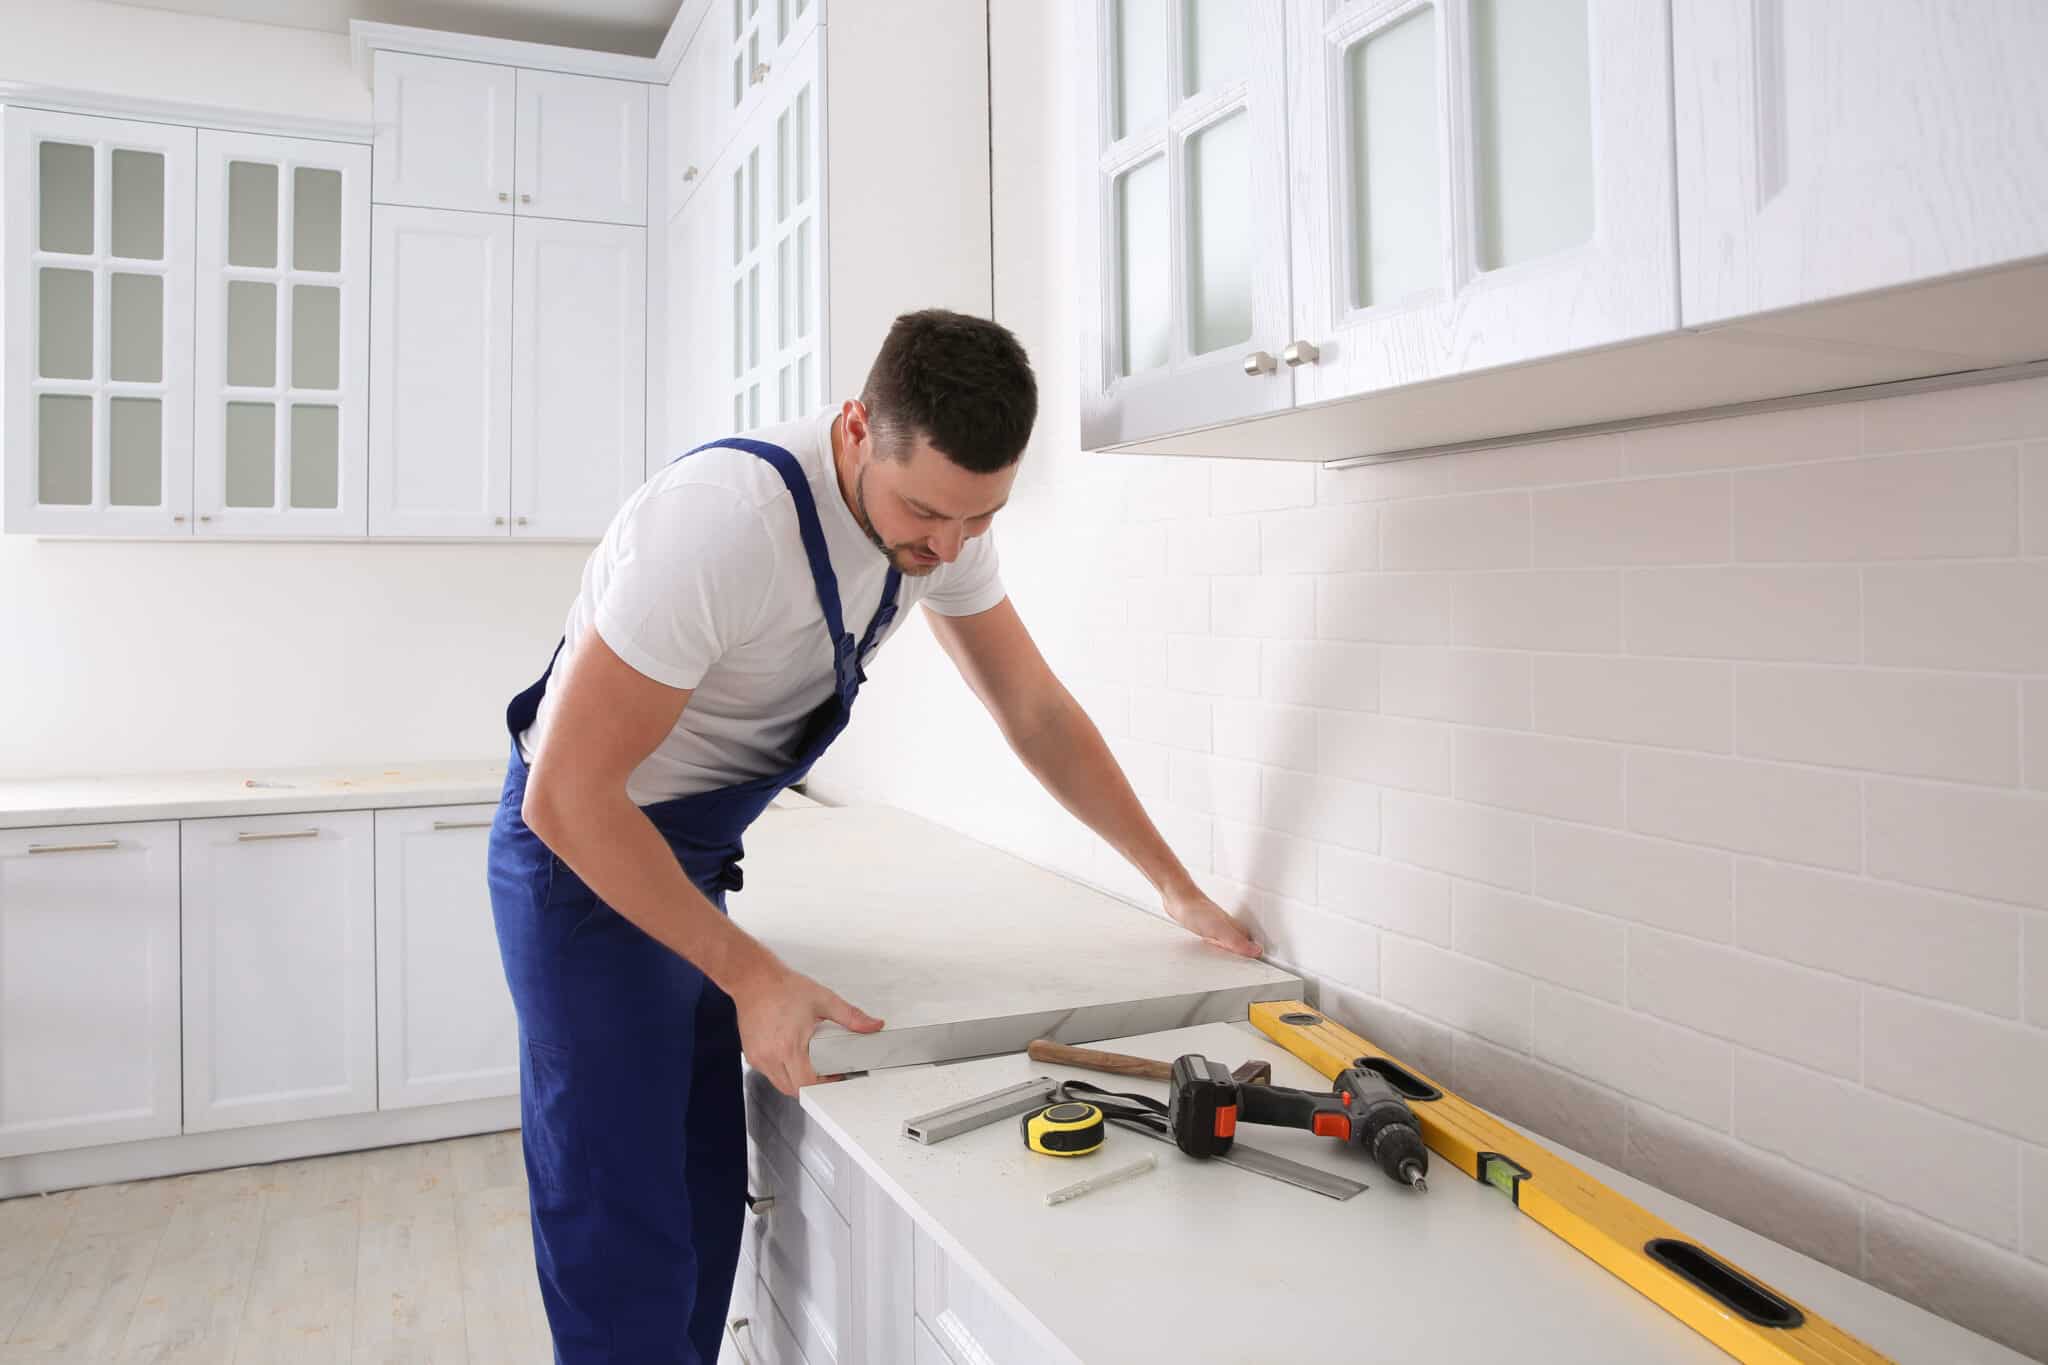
[0,1131,555,1364]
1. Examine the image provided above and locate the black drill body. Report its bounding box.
[1166,1053,1430,1189]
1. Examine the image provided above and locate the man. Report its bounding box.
[486,309,1260,1363]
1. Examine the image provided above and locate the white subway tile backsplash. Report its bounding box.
[1166,515,1260,576]
[2028,681,2048,791]
[1865,989,2048,1145]
[1260,503,1381,574]
[1380,937,1532,1050]
[1211,458,1316,513]
[1446,433,1622,492]
[1455,570,1621,652]
[1452,1034,1628,1167]
[1454,728,1625,827]
[1383,491,1531,571]
[1732,447,2019,563]
[1320,573,1456,643]
[1168,750,1262,822]
[1865,561,2048,674]
[1106,737,1169,802]
[1261,640,1378,712]
[1129,688,1211,751]
[1380,647,1532,728]
[1733,1050,2020,1247]
[1735,860,2022,1017]
[1451,882,1626,1002]
[1623,566,1861,662]
[1319,712,1454,794]
[1736,665,2021,785]
[1622,403,1862,476]
[1133,632,1168,689]
[1532,821,1734,940]
[1533,655,1732,752]
[1861,375,2048,454]
[1627,750,1862,870]
[1213,576,1316,639]
[1318,847,1452,944]
[1532,474,1732,567]
[1864,1200,2048,1361]
[1128,576,1211,634]
[1315,980,1456,1083]
[1236,893,1378,992]
[1166,635,1261,698]
[1534,987,1732,1128]
[1212,700,1318,771]
[1628,928,1862,1078]
[1213,821,1321,907]
[1316,456,1452,504]
[2027,1144,2048,1266]
[2025,440,2047,555]
[1125,456,1210,521]
[1866,779,2048,910]
[1383,791,1533,890]
[1066,623,1135,686]
[1623,1102,1865,1275]
[2029,915,2048,1027]
[1261,768,1379,854]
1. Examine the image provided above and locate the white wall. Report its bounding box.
[806,2,2048,1355]
[0,1,586,778]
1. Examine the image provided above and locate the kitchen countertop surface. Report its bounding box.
[803,1018,2034,1365]
[729,805,1304,1074]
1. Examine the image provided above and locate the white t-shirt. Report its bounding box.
[518,407,1006,803]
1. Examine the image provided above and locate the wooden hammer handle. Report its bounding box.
[1026,1040,1171,1081]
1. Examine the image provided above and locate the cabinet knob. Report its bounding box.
[683,165,700,183]
[173,513,187,523]
[751,62,771,86]
[494,516,507,526]
[499,192,510,202]
[520,193,532,204]
[516,516,530,527]
[1282,340,1321,367]
[199,514,213,522]
[1242,350,1277,377]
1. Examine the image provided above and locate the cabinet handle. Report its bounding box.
[726,1318,758,1365]
[28,840,120,855]
[494,516,507,526]
[173,514,188,524]
[744,1191,775,1215]
[520,193,532,204]
[1282,339,1321,367]
[499,192,510,203]
[199,514,213,522]
[516,516,530,526]
[683,165,700,183]
[1242,350,1277,377]
[432,819,494,831]
[236,828,320,843]
[751,62,771,85]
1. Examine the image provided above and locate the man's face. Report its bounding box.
[845,408,1017,577]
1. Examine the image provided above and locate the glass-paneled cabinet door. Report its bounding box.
[2,108,195,535]
[1284,0,1676,406]
[193,131,370,536]
[1076,0,1293,451]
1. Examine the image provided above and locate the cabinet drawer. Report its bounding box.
[731,1288,812,1365]
[745,1068,856,1223]
[912,1318,951,1365]
[914,1223,1052,1365]
[754,1124,852,1365]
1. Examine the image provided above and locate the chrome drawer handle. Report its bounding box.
[727,1318,757,1365]
[432,819,494,831]
[28,840,120,855]
[236,828,320,842]
[744,1191,775,1215]
[683,164,700,183]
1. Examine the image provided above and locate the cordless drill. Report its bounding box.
[1168,1053,1430,1190]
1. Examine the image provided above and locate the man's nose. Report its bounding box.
[933,522,965,561]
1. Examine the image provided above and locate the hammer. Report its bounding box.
[1026,1039,1274,1088]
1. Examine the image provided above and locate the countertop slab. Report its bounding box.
[803,1019,2033,1365]
[727,805,1304,1073]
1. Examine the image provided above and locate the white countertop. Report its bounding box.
[803,1019,2032,1365]
[729,806,1303,1073]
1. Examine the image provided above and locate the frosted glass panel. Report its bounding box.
[779,365,793,420]
[747,148,760,250]
[731,165,745,266]
[1473,0,1593,271]
[777,109,792,224]
[110,398,163,506]
[227,281,276,387]
[290,405,340,509]
[110,273,164,382]
[1116,155,1170,376]
[38,396,93,506]
[1112,0,1168,139]
[798,353,811,410]
[1186,109,1252,355]
[111,150,166,260]
[794,89,811,204]
[38,269,93,380]
[778,237,792,347]
[747,265,760,368]
[732,278,744,378]
[39,142,94,255]
[795,219,811,337]
[1348,9,1440,308]
[292,285,342,390]
[1183,0,1248,97]
[225,402,275,507]
[228,161,279,268]
[749,384,760,427]
[293,168,344,272]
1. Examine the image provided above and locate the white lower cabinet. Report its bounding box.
[914,1224,1050,1365]
[180,809,377,1132]
[0,823,181,1158]
[372,805,518,1109]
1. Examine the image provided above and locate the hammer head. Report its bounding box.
[1230,1059,1274,1087]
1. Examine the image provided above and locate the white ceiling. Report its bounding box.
[110,0,680,56]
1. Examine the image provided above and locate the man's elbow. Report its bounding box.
[520,769,571,850]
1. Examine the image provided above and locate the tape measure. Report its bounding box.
[1020,1101,1105,1156]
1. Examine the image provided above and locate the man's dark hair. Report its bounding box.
[859,309,1037,474]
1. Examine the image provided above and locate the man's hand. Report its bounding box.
[1162,880,1263,958]
[733,958,885,1096]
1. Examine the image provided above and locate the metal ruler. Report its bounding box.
[904,1078,1060,1144]
[1114,1116,1365,1201]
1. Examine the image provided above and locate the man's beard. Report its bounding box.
[854,464,940,577]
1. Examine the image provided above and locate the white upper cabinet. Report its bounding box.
[512,216,647,537]
[193,131,371,537]
[1076,0,1295,450]
[372,52,517,215]
[2,108,195,535]
[1674,0,2048,327]
[670,0,824,218]
[515,69,649,226]
[1284,0,1676,405]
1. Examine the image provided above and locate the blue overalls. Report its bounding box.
[487,437,901,1363]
